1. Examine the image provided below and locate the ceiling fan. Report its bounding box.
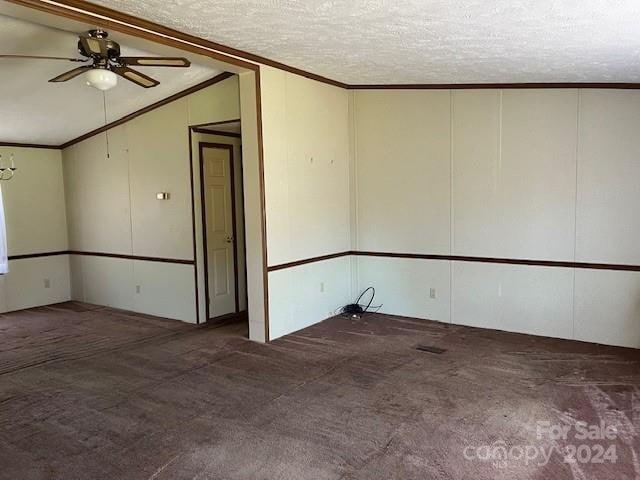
[0,29,191,90]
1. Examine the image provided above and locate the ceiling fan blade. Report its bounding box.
[49,65,93,82]
[119,56,191,67]
[0,54,87,62]
[112,66,159,88]
[79,34,106,56]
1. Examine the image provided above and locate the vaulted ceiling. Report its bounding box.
[0,14,222,145]
[92,0,640,84]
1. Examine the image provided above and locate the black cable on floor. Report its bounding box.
[339,287,382,319]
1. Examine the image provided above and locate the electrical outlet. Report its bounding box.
[429,288,436,299]
[135,285,141,294]
[320,282,325,293]
[43,278,51,289]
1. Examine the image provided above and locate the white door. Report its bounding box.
[202,145,236,319]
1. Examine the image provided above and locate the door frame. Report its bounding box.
[198,142,240,321]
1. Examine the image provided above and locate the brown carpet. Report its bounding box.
[0,302,639,479]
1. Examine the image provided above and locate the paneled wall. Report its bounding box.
[260,66,352,339]
[63,76,240,323]
[452,90,578,260]
[0,146,70,312]
[355,90,451,255]
[353,89,640,349]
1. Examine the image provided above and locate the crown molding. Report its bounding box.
[347,82,640,90]
[0,142,62,150]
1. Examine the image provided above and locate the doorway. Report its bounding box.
[198,142,246,321]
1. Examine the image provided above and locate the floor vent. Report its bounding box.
[416,345,447,354]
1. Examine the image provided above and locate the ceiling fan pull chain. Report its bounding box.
[102,90,110,159]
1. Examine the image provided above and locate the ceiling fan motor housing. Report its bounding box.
[78,29,121,61]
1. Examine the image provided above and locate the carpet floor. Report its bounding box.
[1,302,639,479]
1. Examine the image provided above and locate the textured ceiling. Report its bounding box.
[0,14,221,145]
[91,0,640,84]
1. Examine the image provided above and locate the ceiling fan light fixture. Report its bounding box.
[3,29,189,89]
[85,68,117,91]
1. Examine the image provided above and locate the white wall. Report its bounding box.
[63,76,240,323]
[449,89,578,342]
[356,256,451,323]
[355,90,451,255]
[260,66,352,340]
[573,90,640,348]
[353,89,640,349]
[238,71,267,341]
[0,146,70,311]
[575,90,640,265]
[268,256,352,339]
[452,90,578,260]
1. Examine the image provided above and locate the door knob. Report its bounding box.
[225,235,234,243]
